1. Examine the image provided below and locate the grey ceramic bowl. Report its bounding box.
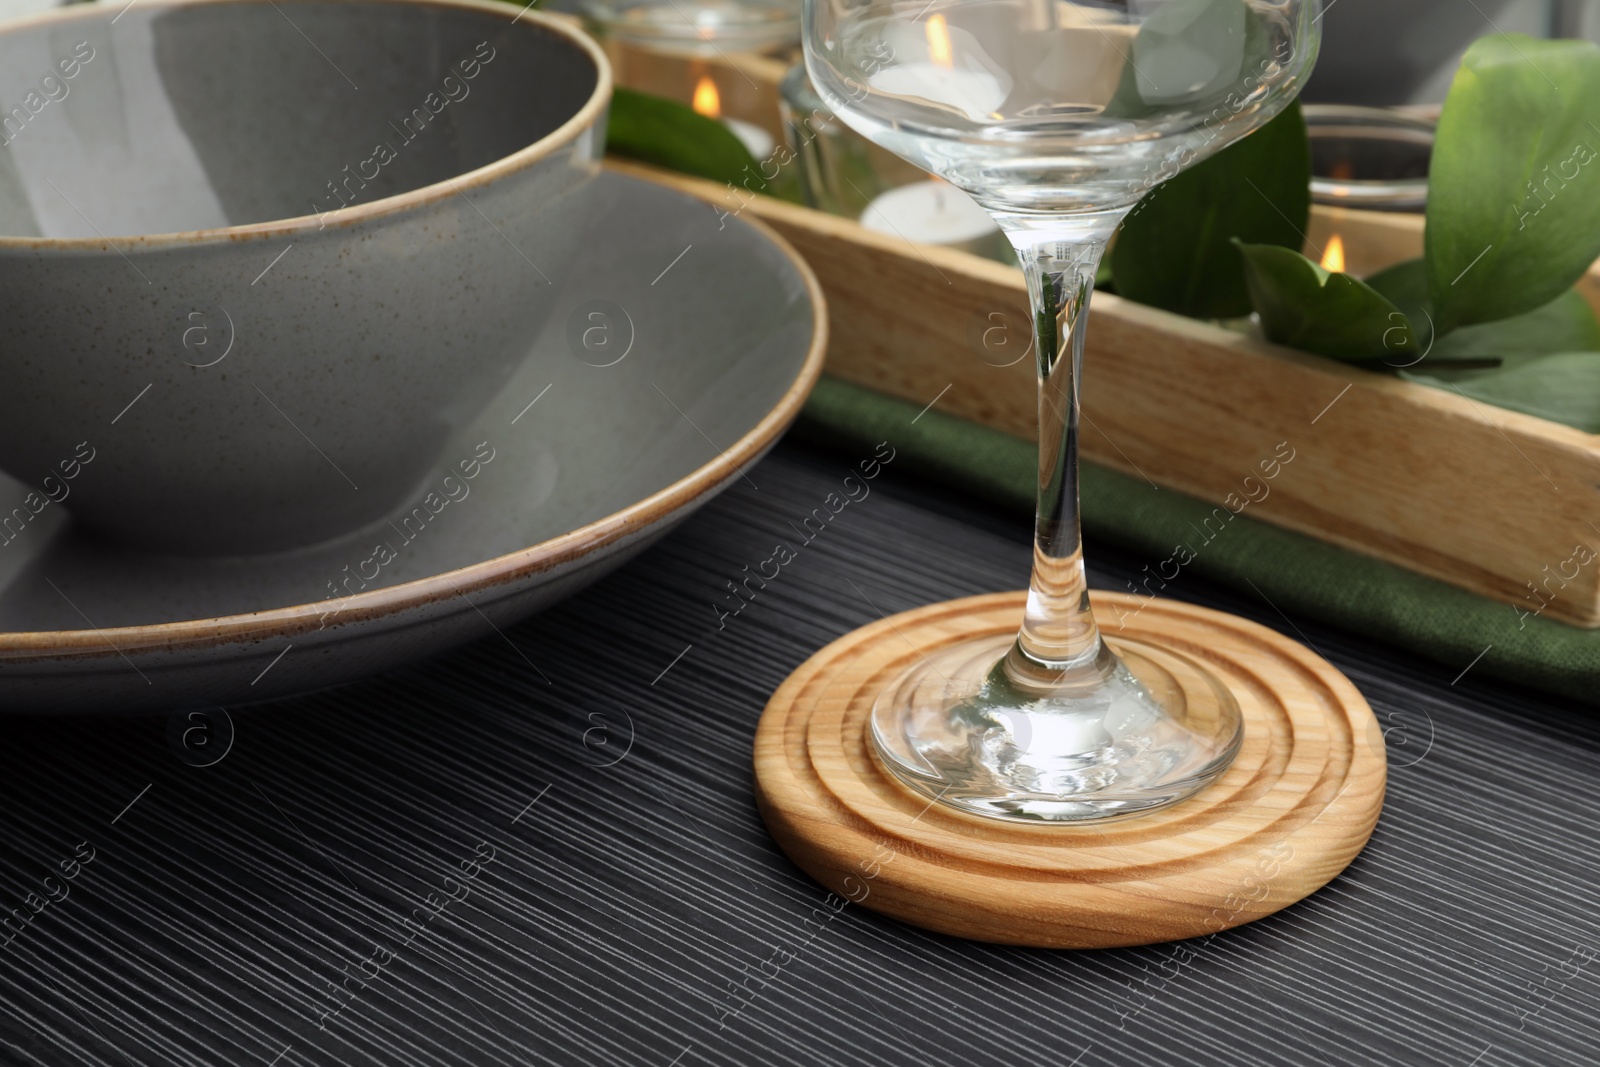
[0,169,827,714]
[0,0,610,553]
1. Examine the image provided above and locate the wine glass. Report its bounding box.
[805,0,1320,821]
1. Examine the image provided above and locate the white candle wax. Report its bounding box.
[859,181,1000,248]
[723,117,775,161]
[869,61,1008,122]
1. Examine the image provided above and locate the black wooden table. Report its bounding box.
[1,437,1596,1067]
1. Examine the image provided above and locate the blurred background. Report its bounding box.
[1302,0,1600,106]
[1,0,1595,103]
[7,0,1593,107]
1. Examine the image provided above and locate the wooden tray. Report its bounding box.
[602,45,1600,629]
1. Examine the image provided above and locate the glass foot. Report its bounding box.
[870,634,1243,823]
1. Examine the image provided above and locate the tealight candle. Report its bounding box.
[723,116,776,161]
[869,61,1008,122]
[691,74,777,162]
[859,179,1004,255]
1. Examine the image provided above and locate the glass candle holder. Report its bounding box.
[1306,104,1433,213]
[577,0,801,55]
[778,62,1014,263]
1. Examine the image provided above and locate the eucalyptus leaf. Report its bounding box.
[1402,351,1600,432]
[1236,242,1415,362]
[1425,34,1600,332]
[1112,102,1309,318]
[605,87,764,189]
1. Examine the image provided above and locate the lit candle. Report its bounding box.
[866,13,1010,122]
[1319,233,1346,273]
[859,179,1003,255]
[692,75,776,161]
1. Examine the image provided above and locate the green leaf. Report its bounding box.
[1094,257,1114,291]
[1104,0,1253,120]
[1425,34,1600,332]
[1365,258,1432,329]
[605,87,764,189]
[1365,257,1600,366]
[1126,0,1248,110]
[1112,101,1309,319]
[1402,351,1600,432]
[1431,289,1600,363]
[1236,242,1416,362]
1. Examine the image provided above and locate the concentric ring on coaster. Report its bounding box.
[753,591,1387,949]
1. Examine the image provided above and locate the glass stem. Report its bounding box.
[996,211,1128,691]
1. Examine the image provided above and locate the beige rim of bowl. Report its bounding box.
[0,0,613,248]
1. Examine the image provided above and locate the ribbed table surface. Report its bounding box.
[1,439,1595,1067]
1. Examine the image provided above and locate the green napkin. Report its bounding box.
[796,375,1600,706]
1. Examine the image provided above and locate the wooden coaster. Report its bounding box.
[753,591,1386,949]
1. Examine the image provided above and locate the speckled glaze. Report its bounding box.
[0,0,610,553]
[0,170,827,714]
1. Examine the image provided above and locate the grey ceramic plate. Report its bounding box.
[0,170,825,713]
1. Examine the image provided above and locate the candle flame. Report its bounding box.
[692,75,721,119]
[1320,233,1345,273]
[926,13,953,69]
